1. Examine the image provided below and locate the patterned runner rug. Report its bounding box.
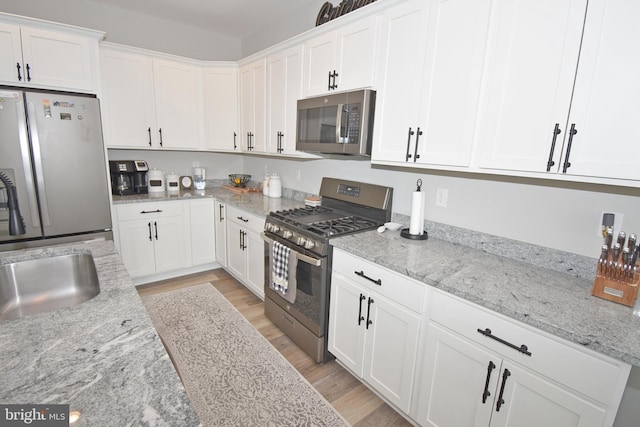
[141,283,349,427]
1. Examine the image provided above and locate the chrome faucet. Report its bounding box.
[0,171,26,236]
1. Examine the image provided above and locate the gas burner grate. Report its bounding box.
[307,215,380,237]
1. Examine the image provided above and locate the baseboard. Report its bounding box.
[132,262,221,286]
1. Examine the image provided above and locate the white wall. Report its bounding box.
[0,0,241,60]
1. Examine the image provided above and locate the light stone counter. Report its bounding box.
[0,240,201,426]
[331,229,640,367]
[112,186,305,218]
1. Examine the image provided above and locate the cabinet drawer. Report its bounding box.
[333,248,425,314]
[227,205,265,234]
[430,290,628,404]
[116,201,184,222]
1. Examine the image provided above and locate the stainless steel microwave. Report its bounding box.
[296,89,376,156]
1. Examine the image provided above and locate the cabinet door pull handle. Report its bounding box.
[25,64,31,82]
[405,127,415,161]
[219,204,224,221]
[413,127,423,162]
[328,71,332,91]
[357,294,366,325]
[251,132,254,150]
[562,123,577,173]
[482,361,496,403]
[546,123,561,171]
[233,132,237,150]
[140,209,162,214]
[366,297,374,329]
[333,70,339,90]
[239,229,244,250]
[154,221,158,240]
[158,128,163,147]
[355,270,382,286]
[477,328,531,356]
[495,368,511,412]
[147,222,152,241]
[147,127,152,146]
[237,216,249,223]
[16,63,22,81]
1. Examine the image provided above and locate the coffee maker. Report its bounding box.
[109,160,149,196]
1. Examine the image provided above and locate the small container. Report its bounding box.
[263,175,270,196]
[166,173,180,193]
[193,167,206,190]
[147,168,164,193]
[268,174,281,198]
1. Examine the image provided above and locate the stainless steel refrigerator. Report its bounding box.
[0,88,112,250]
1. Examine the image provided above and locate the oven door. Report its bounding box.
[262,233,329,336]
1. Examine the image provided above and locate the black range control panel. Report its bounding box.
[337,184,360,198]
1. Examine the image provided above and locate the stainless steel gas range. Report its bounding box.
[263,178,393,363]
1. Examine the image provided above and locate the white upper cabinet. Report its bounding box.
[475,0,588,174]
[303,16,378,97]
[0,20,100,93]
[100,44,203,150]
[239,58,267,152]
[202,64,239,151]
[372,0,491,168]
[558,0,640,182]
[267,45,303,155]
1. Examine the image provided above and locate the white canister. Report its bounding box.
[166,172,180,192]
[268,174,281,198]
[147,168,165,193]
[263,175,270,196]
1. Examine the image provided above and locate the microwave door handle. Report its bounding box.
[336,103,344,143]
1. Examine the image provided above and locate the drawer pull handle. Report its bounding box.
[496,368,511,412]
[140,209,162,214]
[477,328,531,356]
[355,270,382,286]
[482,361,496,403]
[237,216,249,223]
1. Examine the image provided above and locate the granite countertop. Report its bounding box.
[112,187,304,218]
[331,230,640,367]
[0,240,201,426]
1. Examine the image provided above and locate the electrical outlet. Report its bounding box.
[599,211,624,238]
[435,188,448,208]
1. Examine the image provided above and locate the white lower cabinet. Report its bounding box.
[115,201,189,278]
[226,205,265,299]
[416,291,630,427]
[189,199,215,266]
[214,200,227,267]
[329,248,424,414]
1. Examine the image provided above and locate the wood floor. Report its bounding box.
[137,268,414,427]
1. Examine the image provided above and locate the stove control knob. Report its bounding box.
[282,230,293,239]
[296,236,307,246]
[304,240,316,249]
[268,223,280,233]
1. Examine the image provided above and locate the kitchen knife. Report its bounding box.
[611,243,621,279]
[628,233,637,254]
[604,229,614,249]
[617,231,626,250]
[598,245,609,276]
[622,247,630,282]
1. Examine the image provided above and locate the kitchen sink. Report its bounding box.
[0,253,100,321]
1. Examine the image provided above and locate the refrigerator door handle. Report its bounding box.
[26,101,51,227]
[16,98,40,228]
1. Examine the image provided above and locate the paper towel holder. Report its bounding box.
[401,179,428,240]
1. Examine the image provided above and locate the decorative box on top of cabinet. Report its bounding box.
[302,15,378,97]
[225,205,265,299]
[416,291,630,427]
[99,43,202,150]
[0,16,101,93]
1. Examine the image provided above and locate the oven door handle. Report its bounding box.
[262,233,323,267]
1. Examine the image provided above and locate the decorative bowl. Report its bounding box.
[229,174,251,187]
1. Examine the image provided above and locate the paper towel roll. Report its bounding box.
[409,190,425,235]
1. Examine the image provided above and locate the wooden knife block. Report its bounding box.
[591,273,639,306]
